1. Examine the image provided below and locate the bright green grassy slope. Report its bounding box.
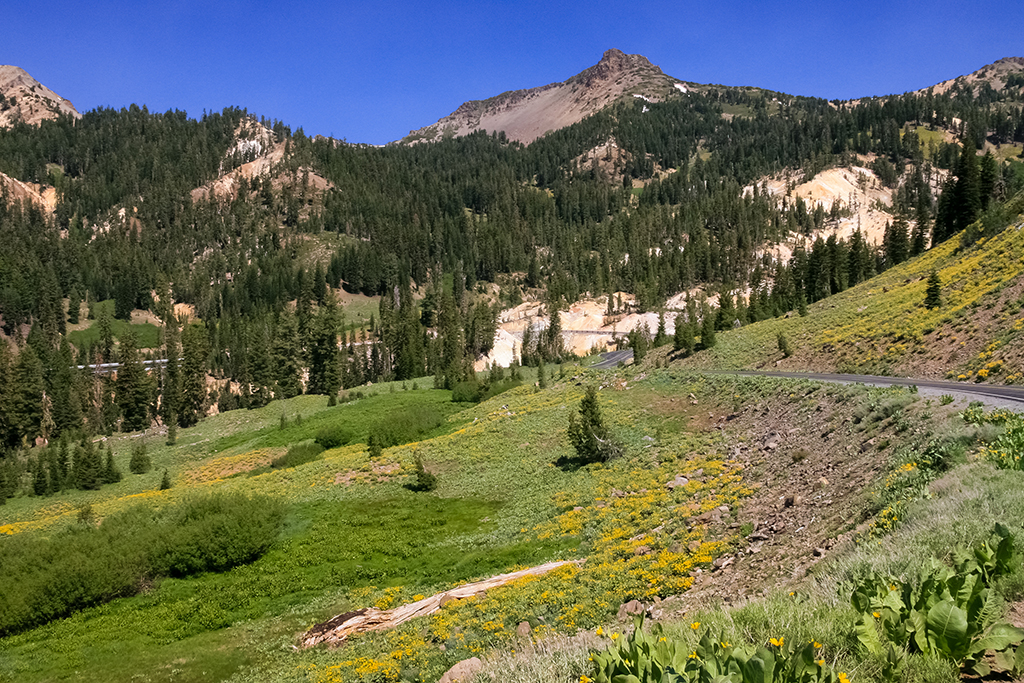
[679,208,1024,381]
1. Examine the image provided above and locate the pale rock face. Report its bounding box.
[0,65,80,128]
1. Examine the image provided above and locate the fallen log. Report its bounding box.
[301,559,579,648]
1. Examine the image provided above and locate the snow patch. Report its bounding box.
[674,83,688,93]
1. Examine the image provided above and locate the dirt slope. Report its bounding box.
[401,49,684,145]
[0,65,80,127]
[0,170,57,212]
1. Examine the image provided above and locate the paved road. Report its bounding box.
[591,349,634,369]
[590,350,1024,408]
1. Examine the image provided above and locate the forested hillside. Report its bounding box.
[1,60,1023,469]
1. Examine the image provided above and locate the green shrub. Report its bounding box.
[851,524,1024,677]
[452,380,483,403]
[271,442,325,469]
[370,406,444,447]
[406,456,437,492]
[315,425,354,449]
[0,492,283,636]
[592,616,843,683]
[128,441,151,474]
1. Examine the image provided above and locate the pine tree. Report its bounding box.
[537,359,547,389]
[654,310,668,347]
[129,441,151,474]
[368,432,382,460]
[10,345,44,444]
[179,323,209,428]
[673,313,695,355]
[567,385,619,463]
[103,445,122,483]
[159,468,171,490]
[116,330,150,432]
[66,287,81,325]
[924,271,942,309]
[272,309,303,397]
[700,307,717,349]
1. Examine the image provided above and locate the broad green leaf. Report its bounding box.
[856,614,886,655]
[927,600,968,657]
[974,622,1024,653]
[909,608,930,654]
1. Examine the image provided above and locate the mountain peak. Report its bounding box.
[399,49,678,145]
[0,65,80,128]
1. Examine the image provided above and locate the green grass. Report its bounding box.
[67,300,161,350]
[0,494,574,683]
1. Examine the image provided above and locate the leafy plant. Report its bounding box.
[851,524,1023,676]
[592,616,842,683]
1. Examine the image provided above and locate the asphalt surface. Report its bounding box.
[590,349,634,369]
[590,349,1024,409]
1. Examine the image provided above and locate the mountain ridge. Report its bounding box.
[0,65,80,127]
[399,48,685,145]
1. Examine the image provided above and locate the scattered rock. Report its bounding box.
[748,533,770,542]
[617,599,644,619]
[633,545,652,556]
[666,475,689,490]
[439,657,484,683]
[516,621,532,639]
[813,548,826,558]
[812,477,829,491]
[783,495,801,508]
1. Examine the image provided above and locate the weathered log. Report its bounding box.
[300,559,579,648]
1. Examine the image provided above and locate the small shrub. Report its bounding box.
[315,425,354,449]
[128,442,151,474]
[940,394,954,406]
[271,442,325,469]
[406,456,437,492]
[777,332,793,358]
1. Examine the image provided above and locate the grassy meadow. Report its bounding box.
[0,367,761,683]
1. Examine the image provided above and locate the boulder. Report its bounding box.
[439,657,484,683]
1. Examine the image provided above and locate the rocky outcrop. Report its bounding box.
[0,65,80,127]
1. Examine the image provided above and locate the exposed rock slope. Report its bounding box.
[401,49,685,144]
[0,65,80,127]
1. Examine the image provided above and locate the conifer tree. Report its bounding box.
[567,385,619,464]
[11,345,44,444]
[673,313,695,355]
[116,330,150,432]
[272,309,303,398]
[700,306,717,349]
[925,271,942,309]
[103,445,122,483]
[66,287,81,325]
[179,323,209,428]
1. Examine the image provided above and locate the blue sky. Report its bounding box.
[6,0,1021,144]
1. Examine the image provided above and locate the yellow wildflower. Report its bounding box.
[690,622,701,630]
[595,626,604,636]
[769,637,784,647]
[872,612,881,619]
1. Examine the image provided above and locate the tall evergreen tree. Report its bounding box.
[179,323,209,428]
[116,330,150,432]
[10,345,44,444]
